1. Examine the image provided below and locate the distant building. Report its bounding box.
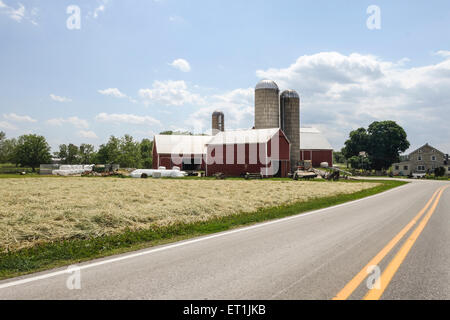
[299,128,333,167]
[392,143,449,176]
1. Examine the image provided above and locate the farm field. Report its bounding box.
[0,177,379,253]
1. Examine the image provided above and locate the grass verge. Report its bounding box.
[0,179,407,280]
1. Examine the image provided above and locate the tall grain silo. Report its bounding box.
[280,90,300,172]
[212,111,224,135]
[255,80,280,129]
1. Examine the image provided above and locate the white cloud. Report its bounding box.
[0,120,17,130]
[46,117,89,129]
[78,130,98,139]
[50,94,72,103]
[435,50,450,58]
[0,1,24,22]
[98,88,127,98]
[169,58,191,72]
[3,113,37,123]
[185,88,254,132]
[139,80,204,106]
[91,0,109,19]
[255,51,450,151]
[0,1,37,25]
[95,113,161,126]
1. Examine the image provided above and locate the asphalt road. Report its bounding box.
[0,179,449,300]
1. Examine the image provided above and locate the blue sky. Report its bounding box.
[1,0,450,153]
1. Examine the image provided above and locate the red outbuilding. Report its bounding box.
[152,135,211,171]
[152,127,332,176]
[206,128,290,178]
[299,128,333,167]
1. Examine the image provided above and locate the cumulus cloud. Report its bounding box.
[139,80,204,106]
[98,88,127,98]
[78,130,98,139]
[185,88,254,132]
[46,117,89,129]
[3,113,37,123]
[95,113,161,126]
[169,58,191,72]
[254,51,450,151]
[50,94,72,103]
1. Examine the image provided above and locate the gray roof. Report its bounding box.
[281,90,300,99]
[154,127,333,155]
[208,128,280,146]
[154,135,213,155]
[212,111,224,116]
[300,128,333,150]
[255,79,279,90]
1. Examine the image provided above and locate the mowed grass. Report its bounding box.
[1,177,376,252]
[0,177,407,279]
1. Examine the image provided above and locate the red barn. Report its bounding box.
[299,128,333,167]
[206,128,290,177]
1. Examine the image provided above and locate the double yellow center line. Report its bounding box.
[333,185,448,300]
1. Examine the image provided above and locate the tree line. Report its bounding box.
[0,131,153,172]
[1,121,411,172]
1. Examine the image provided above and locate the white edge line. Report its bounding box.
[0,182,411,290]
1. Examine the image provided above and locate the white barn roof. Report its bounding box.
[207,128,280,146]
[154,135,212,155]
[154,127,332,154]
[300,127,333,150]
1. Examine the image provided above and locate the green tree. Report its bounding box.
[67,143,79,164]
[79,144,95,164]
[342,128,369,159]
[12,134,51,172]
[342,121,410,171]
[367,121,410,170]
[55,144,68,163]
[333,151,346,164]
[119,135,142,168]
[96,136,121,164]
[160,130,193,136]
[0,132,18,163]
[434,167,446,177]
[140,138,153,169]
[348,155,371,170]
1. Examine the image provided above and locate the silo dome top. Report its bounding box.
[255,79,279,90]
[212,111,224,116]
[280,89,300,99]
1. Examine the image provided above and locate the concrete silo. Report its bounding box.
[212,111,225,135]
[280,90,300,172]
[254,80,280,129]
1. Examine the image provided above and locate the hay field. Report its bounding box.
[0,178,377,252]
